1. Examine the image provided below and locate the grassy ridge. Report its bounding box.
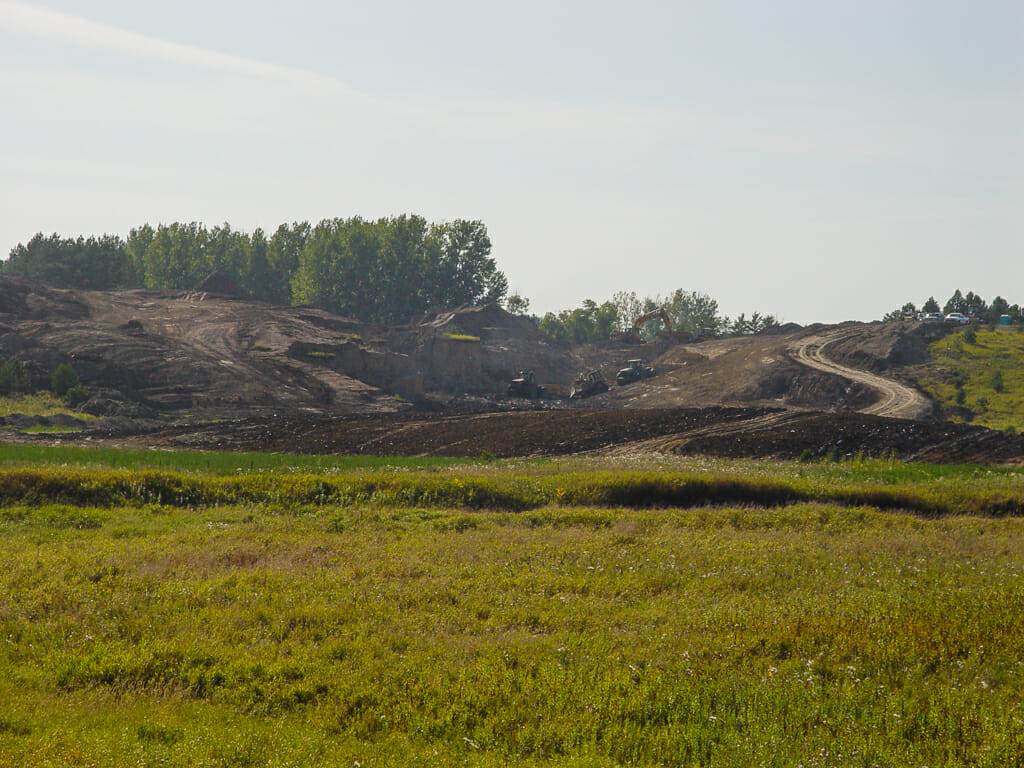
[0,461,1022,517]
[2,500,1024,766]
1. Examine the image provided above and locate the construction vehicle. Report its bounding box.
[615,309,673,343]
[507,370,546,399]
[616,359,655,385]
[569,370,609,400]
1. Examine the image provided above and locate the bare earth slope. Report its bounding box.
[1,277,1020,463]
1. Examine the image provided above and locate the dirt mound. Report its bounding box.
[84,406,1024,465]
[819,321,951,372]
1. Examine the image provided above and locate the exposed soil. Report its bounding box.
[1,277,1019,465]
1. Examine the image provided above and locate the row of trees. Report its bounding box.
[3,216,508,325]
[885,290,1023,325]
[527,289,779,345]
[5,220,780,341]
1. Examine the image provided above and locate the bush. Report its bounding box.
[963,325,977,344]
[65,385,90,408]
[50,363,79,396]
[991,369,1005,393]
[0,359,30,396]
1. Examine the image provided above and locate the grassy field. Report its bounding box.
[920,327,1024,431]
[2,448,1024,766]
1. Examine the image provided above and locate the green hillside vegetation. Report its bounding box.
[920,327,1024,431]
[0,394,97,420]
[1,450,1024,766]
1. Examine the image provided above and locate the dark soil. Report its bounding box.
[87,406,1024,465]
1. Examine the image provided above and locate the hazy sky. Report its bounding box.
[2,1,1021,323]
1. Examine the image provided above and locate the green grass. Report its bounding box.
[3,451,1024,765]
[0,443,473,475]
[441,332,482,342]
[920,327,1024,431]
[16,426,82,434]
[0,393,98,420]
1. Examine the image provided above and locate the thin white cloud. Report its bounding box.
[0,0,365,97]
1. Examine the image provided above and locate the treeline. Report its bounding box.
[3,216,507,325]
[885,290,1023,324]
[520,289,779,345]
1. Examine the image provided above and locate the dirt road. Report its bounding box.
[790,328,932,420]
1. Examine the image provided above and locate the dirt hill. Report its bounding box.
[1,277,1019,464]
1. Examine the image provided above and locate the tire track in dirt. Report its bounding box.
[790,329,931,420]
[603,409,803,457]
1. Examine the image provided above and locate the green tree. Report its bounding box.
[727,312,779,336]
[537,299,619,344]
[142,222,210,289]
[266,222,310,305]
[662,289,722,335]
[921,296,941,313]
[611,291,644,332]
[3,233,128,289]
[0,359,30,396]
[50,363,78,396]
[505,293,530,315]
[963,291,988,319]
[423,220,507,309]
[987,296,1011,325]
[124,225,155,287]
[243,228,273,302]
[944,289,967,315]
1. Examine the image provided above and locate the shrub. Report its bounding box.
[0,359,30,395]
[65,385,90,407]
[991,369,1005,393]
[963,325,977,344]
[50,363,79,396]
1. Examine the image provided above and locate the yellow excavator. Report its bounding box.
[619,309,672,342]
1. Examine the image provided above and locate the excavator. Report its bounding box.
[617,309,672,343]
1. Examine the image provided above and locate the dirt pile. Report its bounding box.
[88,406,1024,465]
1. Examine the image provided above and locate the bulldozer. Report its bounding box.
[569,370,609,400]
[507,370,546,399]
[616,359,655,385]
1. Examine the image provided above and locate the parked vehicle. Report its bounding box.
[945,313,970,325]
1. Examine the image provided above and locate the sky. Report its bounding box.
[1,0,1021,324]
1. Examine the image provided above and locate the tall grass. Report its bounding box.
[1,499,1024,766]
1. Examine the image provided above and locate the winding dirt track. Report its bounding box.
[790,329,932,420]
